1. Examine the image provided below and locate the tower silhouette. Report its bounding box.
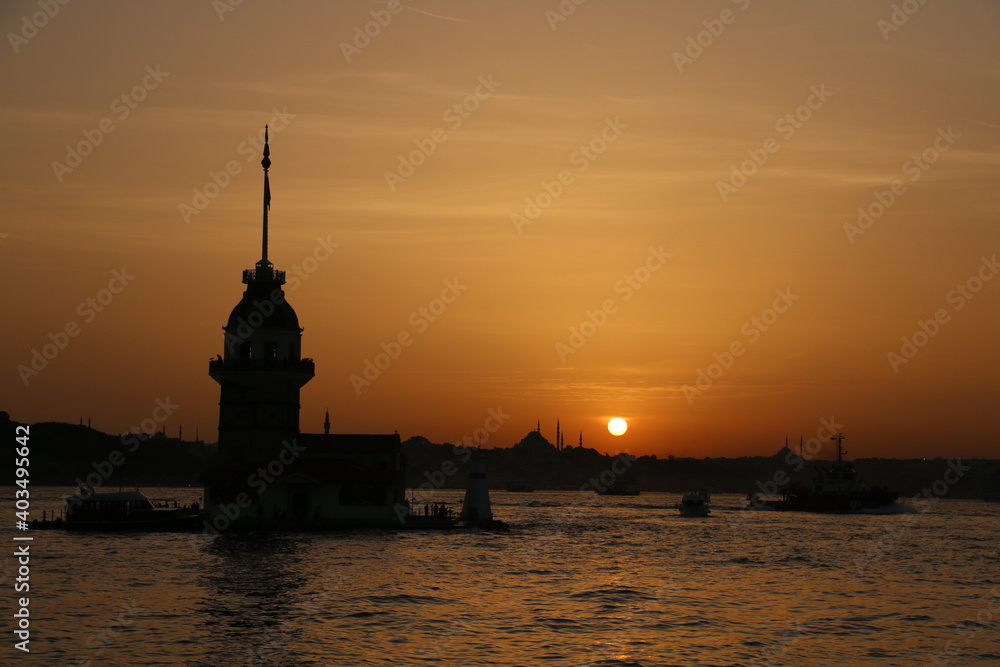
[208,126,314,460]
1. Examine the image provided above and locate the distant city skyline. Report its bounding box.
[2,1,998,459]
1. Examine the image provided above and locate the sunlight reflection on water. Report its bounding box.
[9,488,1000,666]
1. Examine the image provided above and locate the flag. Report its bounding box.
[264,172,271,211]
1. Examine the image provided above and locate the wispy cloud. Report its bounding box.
[375,1,468,23]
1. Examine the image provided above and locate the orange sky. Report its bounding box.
[2,1,998,459]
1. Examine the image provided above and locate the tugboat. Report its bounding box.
[750,434,898,513]
[596,477,640,496]
[30,488,204,531]
[676,489,711,517]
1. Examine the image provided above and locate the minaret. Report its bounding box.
[536,419,540,433]
[323,409,330,435]
[209,126,314,460]
[578,431,583,449]
[556,419,561,451]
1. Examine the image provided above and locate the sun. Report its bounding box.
[608,417,628,436]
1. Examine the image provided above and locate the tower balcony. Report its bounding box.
[243,267,286,285]
[209,357,315,377]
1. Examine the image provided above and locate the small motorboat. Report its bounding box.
[676,490,711,517]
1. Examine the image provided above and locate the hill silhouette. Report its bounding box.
[3,412,997,499]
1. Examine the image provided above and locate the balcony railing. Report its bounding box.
[209,357,314,375]
[243,268,286,284]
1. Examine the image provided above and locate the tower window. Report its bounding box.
[265,341,278,361]
[240,342,252,361]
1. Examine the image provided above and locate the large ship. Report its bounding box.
[750,434,898,513]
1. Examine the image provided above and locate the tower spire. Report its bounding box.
[260,125,272,268]
[324,409,331,435]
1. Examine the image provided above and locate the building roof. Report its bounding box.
[226,280,300,331]
[297,432,400,457]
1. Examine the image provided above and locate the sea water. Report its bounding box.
[5,488,999,666]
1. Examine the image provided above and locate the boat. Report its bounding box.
[505,479,534,492]
[676,490,711,517]
[30,488,204,531]
[749,434,898,513]
[596,478,640,496]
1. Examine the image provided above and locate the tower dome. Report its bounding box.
[225,272,300,331]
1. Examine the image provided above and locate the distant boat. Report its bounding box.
[506,479,534,492]
[750,435,898,513]
[30,489,203,531]
[596,478,640,496]
[676,490,711,517]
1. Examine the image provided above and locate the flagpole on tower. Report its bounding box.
[260,125,271,268]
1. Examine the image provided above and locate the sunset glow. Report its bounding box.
[2,1,998,459]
